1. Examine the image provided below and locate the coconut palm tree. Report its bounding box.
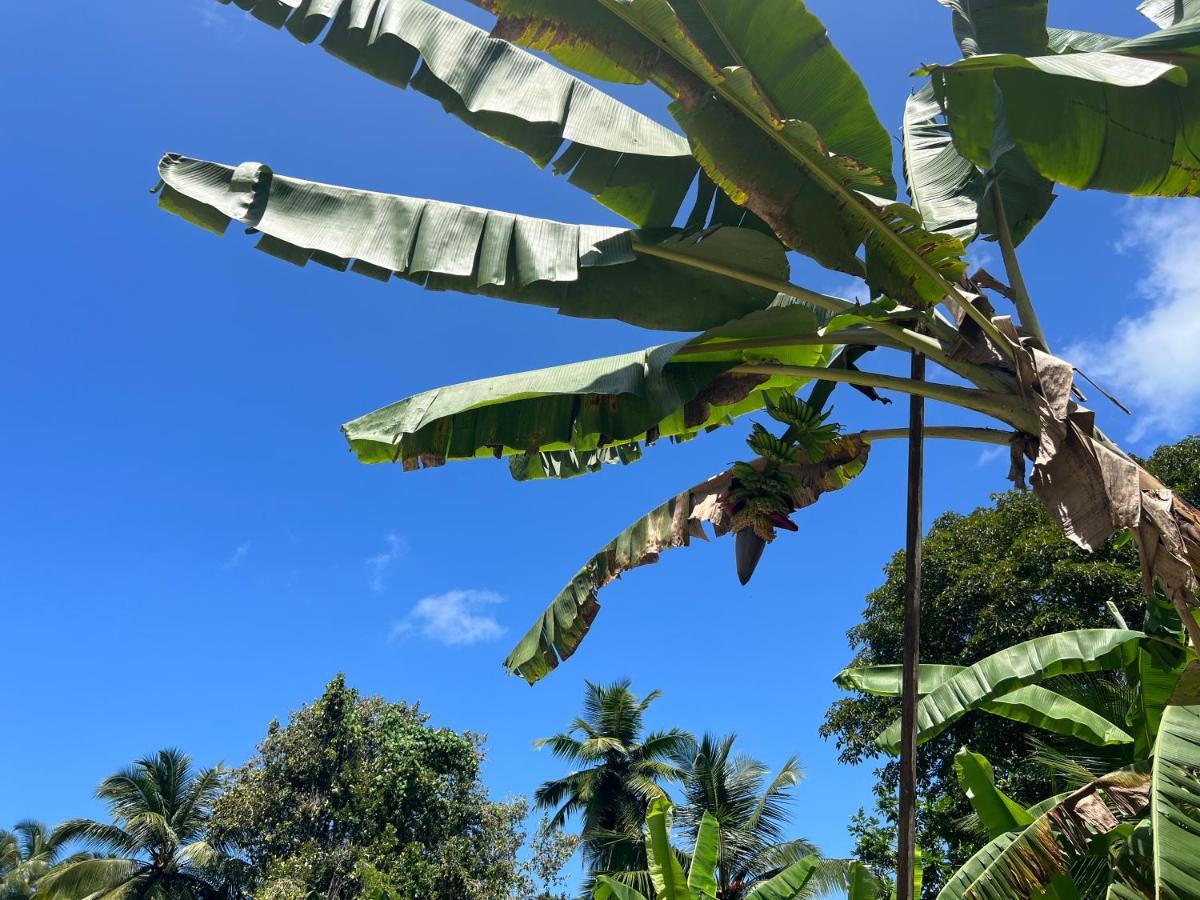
[39,748,245,899]
[534,681,692,878]
[663,734,844,899]
[0,821,76,899]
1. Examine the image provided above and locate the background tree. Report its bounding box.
[669,734,842,899]
[533,681,691,884]
[821,435,1198,895]
[39,748,243,899]
[209,675,536,900]
[0,821,75,899]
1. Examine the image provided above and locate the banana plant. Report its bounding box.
[591,797,838,900]
[154,0,1200,685]
[837,594,1200,898]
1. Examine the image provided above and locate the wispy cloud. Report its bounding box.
[976,445,1007,469]
[1065,202,1200,442]
[223,542,251,571]
[366,533,407,593]
[390,590,507,646]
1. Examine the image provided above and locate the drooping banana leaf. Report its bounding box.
[954,748,1036,838]
[209,0,699,225]
[504,435,868,684]
[343,298,834,470]
[902,84,1054,246]
[838,663,1133,747]
[1150,703,1200,898]
[936,769,1150,900]
[743,855,821,899]
[1138,0,1200,28]
[472,0,973,305]
[155,154,792,332]
[930,50,1200,196]
[876,630,1145,753]
[937,0,1049,57]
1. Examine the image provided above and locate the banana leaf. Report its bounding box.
[210,0,699,225]
[954,748,1035,838]
[936,769,1150,899]
[902,84,1054,246]
[343,298,834,469]
[937,0,1049,56]
[472,0,973,304]
[743,855,821,899]
[1150,703,1200,897]
[505,435,868,684]
[930,50,1200,196]
[876,630,1145,753]
[837,663,1133,747]
[155,154,792,332]
[646,797,690,900]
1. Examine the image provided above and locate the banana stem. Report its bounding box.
[856,426,1012,445]
[733,363,1038,431]
[989,181,1049,352]
[631,242,1013,393]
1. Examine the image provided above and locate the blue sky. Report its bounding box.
[3,0,1198,883]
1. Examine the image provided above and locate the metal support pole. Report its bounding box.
[896,347,925,900]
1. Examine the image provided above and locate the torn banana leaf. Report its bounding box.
[209,0,699,226]
[930,51,1200,196]
[342,297,835,468]
[936,768,1150,900]
[471,0,975,304]
[504,435,869,684]
[836,663,1133,747]
[155,154,791,332]
[902,83,1054,246]
[875,629,1145,753]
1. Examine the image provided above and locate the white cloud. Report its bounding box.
[390,590,507,647]
[976,445,1007,469]
[366,533,407,593]
[1064,202,1200,443]
[223,542,250,571]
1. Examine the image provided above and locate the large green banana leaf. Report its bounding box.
[472,0,972,304]
[1150,703,1200,898]
[838,663,1133,747]
[646,798,691,899]
[342,298,834,470]
[211,0,700,225]
[937,770,1149,900]
[686,810,720,898]
[931,49,1200,196]
[876,630,1145,753]
[595,878,650,900]
[743,855,821,899]
[902,84,1054,246]
[505,435,868,683]
[155,154,791,332]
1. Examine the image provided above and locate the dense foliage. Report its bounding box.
[208,675,547,900]
[821,436,1198,894]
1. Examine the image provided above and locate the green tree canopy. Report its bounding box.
[40,748,243,899]
[820,435,1198,896]
[534,680,691,882]
[208,675,532,900]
